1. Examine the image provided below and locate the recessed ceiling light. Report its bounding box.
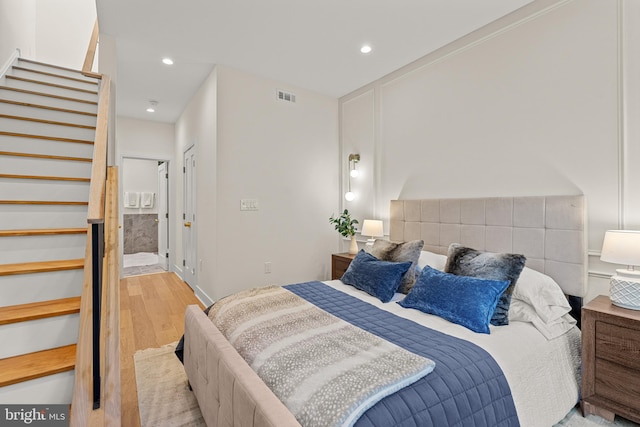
[360,45,372,54]
[162,58,174,65]
[146,107,155,113]
[147,100,158,113]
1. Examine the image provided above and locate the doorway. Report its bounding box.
[121,157,170,277]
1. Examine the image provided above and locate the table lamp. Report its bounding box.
[361,220,384,248]
[600,230,640,310]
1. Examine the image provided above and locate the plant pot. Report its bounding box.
[349,236,358,254]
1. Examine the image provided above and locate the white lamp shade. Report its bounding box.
[361,219,384,238]
[601,230,640,267]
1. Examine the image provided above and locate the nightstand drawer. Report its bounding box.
[595,358,640,410]
[596,322,640,371]
[331,253,356,280]
[582,296,640,424]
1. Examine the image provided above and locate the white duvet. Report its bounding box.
[323,279,581,427]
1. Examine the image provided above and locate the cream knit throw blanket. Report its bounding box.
[208,286,435,427]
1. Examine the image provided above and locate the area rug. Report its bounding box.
[555,407,638,427]
[135,342,637,427]
[134,342,205,427]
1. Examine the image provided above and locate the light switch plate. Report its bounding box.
[240,199,259,211]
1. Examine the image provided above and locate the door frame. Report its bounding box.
[157,161,169,270]
[182,145,197,290]
[119,154,171,278]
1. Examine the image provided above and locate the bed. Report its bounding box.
[183,195,587,427]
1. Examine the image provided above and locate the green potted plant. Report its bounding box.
[329,209,359,254]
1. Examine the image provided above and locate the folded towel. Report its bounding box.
[141,192,154,208]
[124,191,139,208]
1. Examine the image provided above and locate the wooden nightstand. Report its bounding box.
[581,295,640,424]
[331,253,356,280]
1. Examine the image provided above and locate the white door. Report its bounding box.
[157,162,169,270]
[183,146,197,289]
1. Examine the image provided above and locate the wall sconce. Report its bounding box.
[345,153,360,201]
[600,230,640,310]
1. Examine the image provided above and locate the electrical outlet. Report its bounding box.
[264,262,272,274]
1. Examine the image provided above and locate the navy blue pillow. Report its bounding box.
[399,266,509,334]
[341,250,412,303]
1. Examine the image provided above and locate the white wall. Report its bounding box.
[174,67,219,293]
[35,0,96,70]
[0,0,95,69]
[176,65,339,304]
[340,0,640,303]
[122,158,159,214]
[0,0,36,62]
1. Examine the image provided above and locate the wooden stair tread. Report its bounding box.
[0,131,94,144]
[0,259,84,276]
[0,200,88,205]
[0,151,92,162]
[0,297,81,325]
[0,99,97,117]
[12,66,100,86]
[0,228,86,237]
[19,58,96,77]
[0,344,76,387]
[0,86,98,105]
[6,76,98,95]
[0,113,96,130]
[0,173,90,182]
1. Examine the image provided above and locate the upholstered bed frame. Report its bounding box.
[184,195,587,427]
[390,195,587,298]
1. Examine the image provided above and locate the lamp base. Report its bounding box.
[610,269,640,311]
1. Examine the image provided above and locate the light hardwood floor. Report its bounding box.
[120,271,204,427]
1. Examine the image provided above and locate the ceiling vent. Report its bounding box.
[277,89,296,103]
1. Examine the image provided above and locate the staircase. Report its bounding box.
[0,57,99,404]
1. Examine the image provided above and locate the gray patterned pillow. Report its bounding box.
[444,243,526,327]
[371,239,424,294]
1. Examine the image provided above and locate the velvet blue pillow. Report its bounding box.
[341,250,412,303]
[445,244,526,327]
[399,266,509,334]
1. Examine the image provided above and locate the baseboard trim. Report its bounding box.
[195,286,214,307]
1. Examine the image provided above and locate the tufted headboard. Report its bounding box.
[389,195,587,297]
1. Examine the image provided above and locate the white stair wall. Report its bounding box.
[2,77,98,103]
[0,179,89,202]
[0,234,86,264]
[0,101,97,127]
[0,177,89,200]
[0,372,75,405]
[0,156,92,177]
[0,88,97,114]
[0,134,95,158]
[0,269,85,307]
[0,315,80,359]
[0,204,89,229]
[0,116,96,141]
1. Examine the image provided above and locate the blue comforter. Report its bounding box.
[285,281,519,427]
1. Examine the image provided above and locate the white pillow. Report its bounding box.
[512,267,571,323]
[509,299,576,340]
[417,250,447,272]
